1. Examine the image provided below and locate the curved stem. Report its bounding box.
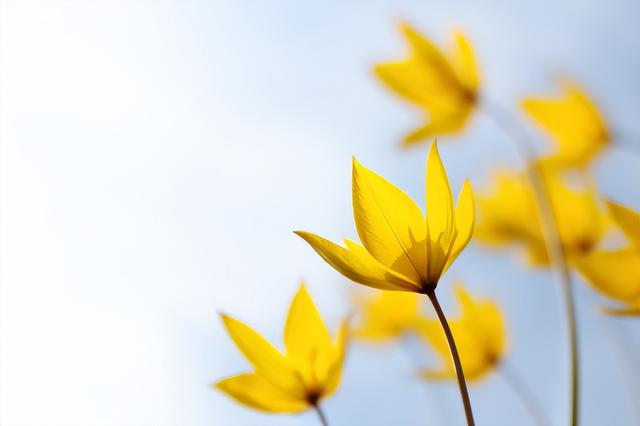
[499,362,548,426]
[312,402,329,426]
[482,99,579,426]
[426,290,475,426]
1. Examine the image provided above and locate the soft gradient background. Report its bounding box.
[1,1,639,425]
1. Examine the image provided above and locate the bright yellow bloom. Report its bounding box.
[417,285,506,382]
[475,167,608,265]
[215,284,348,413]
[296,142,474,292]
[374,23,479,145]
[608,200,640,246]
[351,290,422,341]
[522,78,610,168]
[574,201,640,315]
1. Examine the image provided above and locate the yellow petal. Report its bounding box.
[425,142,456,281]
[372,23,476,144]
[220,314,303,396]
[215,373,308,413]
[443,179,474,272]
[521,78,609,168]
[573,248,640,302]
[295,231,421,292]
[448,30,479,93]
[352,158,426,283]
[607,200,640,246]
[418,285,505,383]
[544,170,608,258]
[398,22,460,95]
[323,319,349,397]
[426,143,454,243]
[284,284,332,386]
[352,290,421,341]
[402,110,472,145]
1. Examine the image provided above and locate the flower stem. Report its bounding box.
[483,99,579,426]
[426,290,475,426]
[312,402,329,426]
[499,362,548,426]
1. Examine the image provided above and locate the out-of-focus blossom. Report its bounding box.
[417,285,507,382]
[574,201,640,316]
[475,167,609,265]
[351,290,423,341]
[215,284,348,413]
[374,23,479,145]
[296,142,474,292]
[521,78,610,168]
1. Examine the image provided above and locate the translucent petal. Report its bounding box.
[443,179,474,272]
[215,373,308,413]
[607,200,640,246]
[352,158,427,282]
[220,314,304,396]
[295,231,421,291]
[284,285,332,387]
[574,248,640,302]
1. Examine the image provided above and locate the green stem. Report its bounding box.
[483,100,580,426]
[426,290,475,426]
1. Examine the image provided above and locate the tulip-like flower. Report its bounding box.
[417,285,506,382]
[296,142,477,425]
[475,167,609,265]
[296,143,473,292]
[521,78,610,169]
[351,290,422,342]
[574,201,640,315]
[215,284,347,423]
[374,23,479,145]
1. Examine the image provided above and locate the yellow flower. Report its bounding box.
[521,78,610,168]
[417,285,507,382]
[475,167,609,265]
[374,23,479,145]
[296,142,474,292]
[215,284,348,413]
[351,290,422,341]
[573,201,640,316]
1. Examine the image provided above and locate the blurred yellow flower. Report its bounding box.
[296,142,474,292]
[418,285,507,382]
[574,201,640,316]
[351,290,422,341]
[374,23,479,145]
[215,284,348,413]
[522,78,610,168]
[608,200,640,246]
[475,167,608,265]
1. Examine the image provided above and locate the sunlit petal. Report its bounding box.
[219,315,304,396]
[215,374,308,413]
[295,231,421,291]
[352,158,427,282]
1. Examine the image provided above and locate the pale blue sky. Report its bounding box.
[1,1,638,425]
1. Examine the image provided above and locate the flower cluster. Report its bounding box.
[214,20,639,426]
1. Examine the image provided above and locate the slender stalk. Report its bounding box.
[426,290,475,426]
[499,362,548,426]
[482,99,580,426]
[312,402,329,426]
